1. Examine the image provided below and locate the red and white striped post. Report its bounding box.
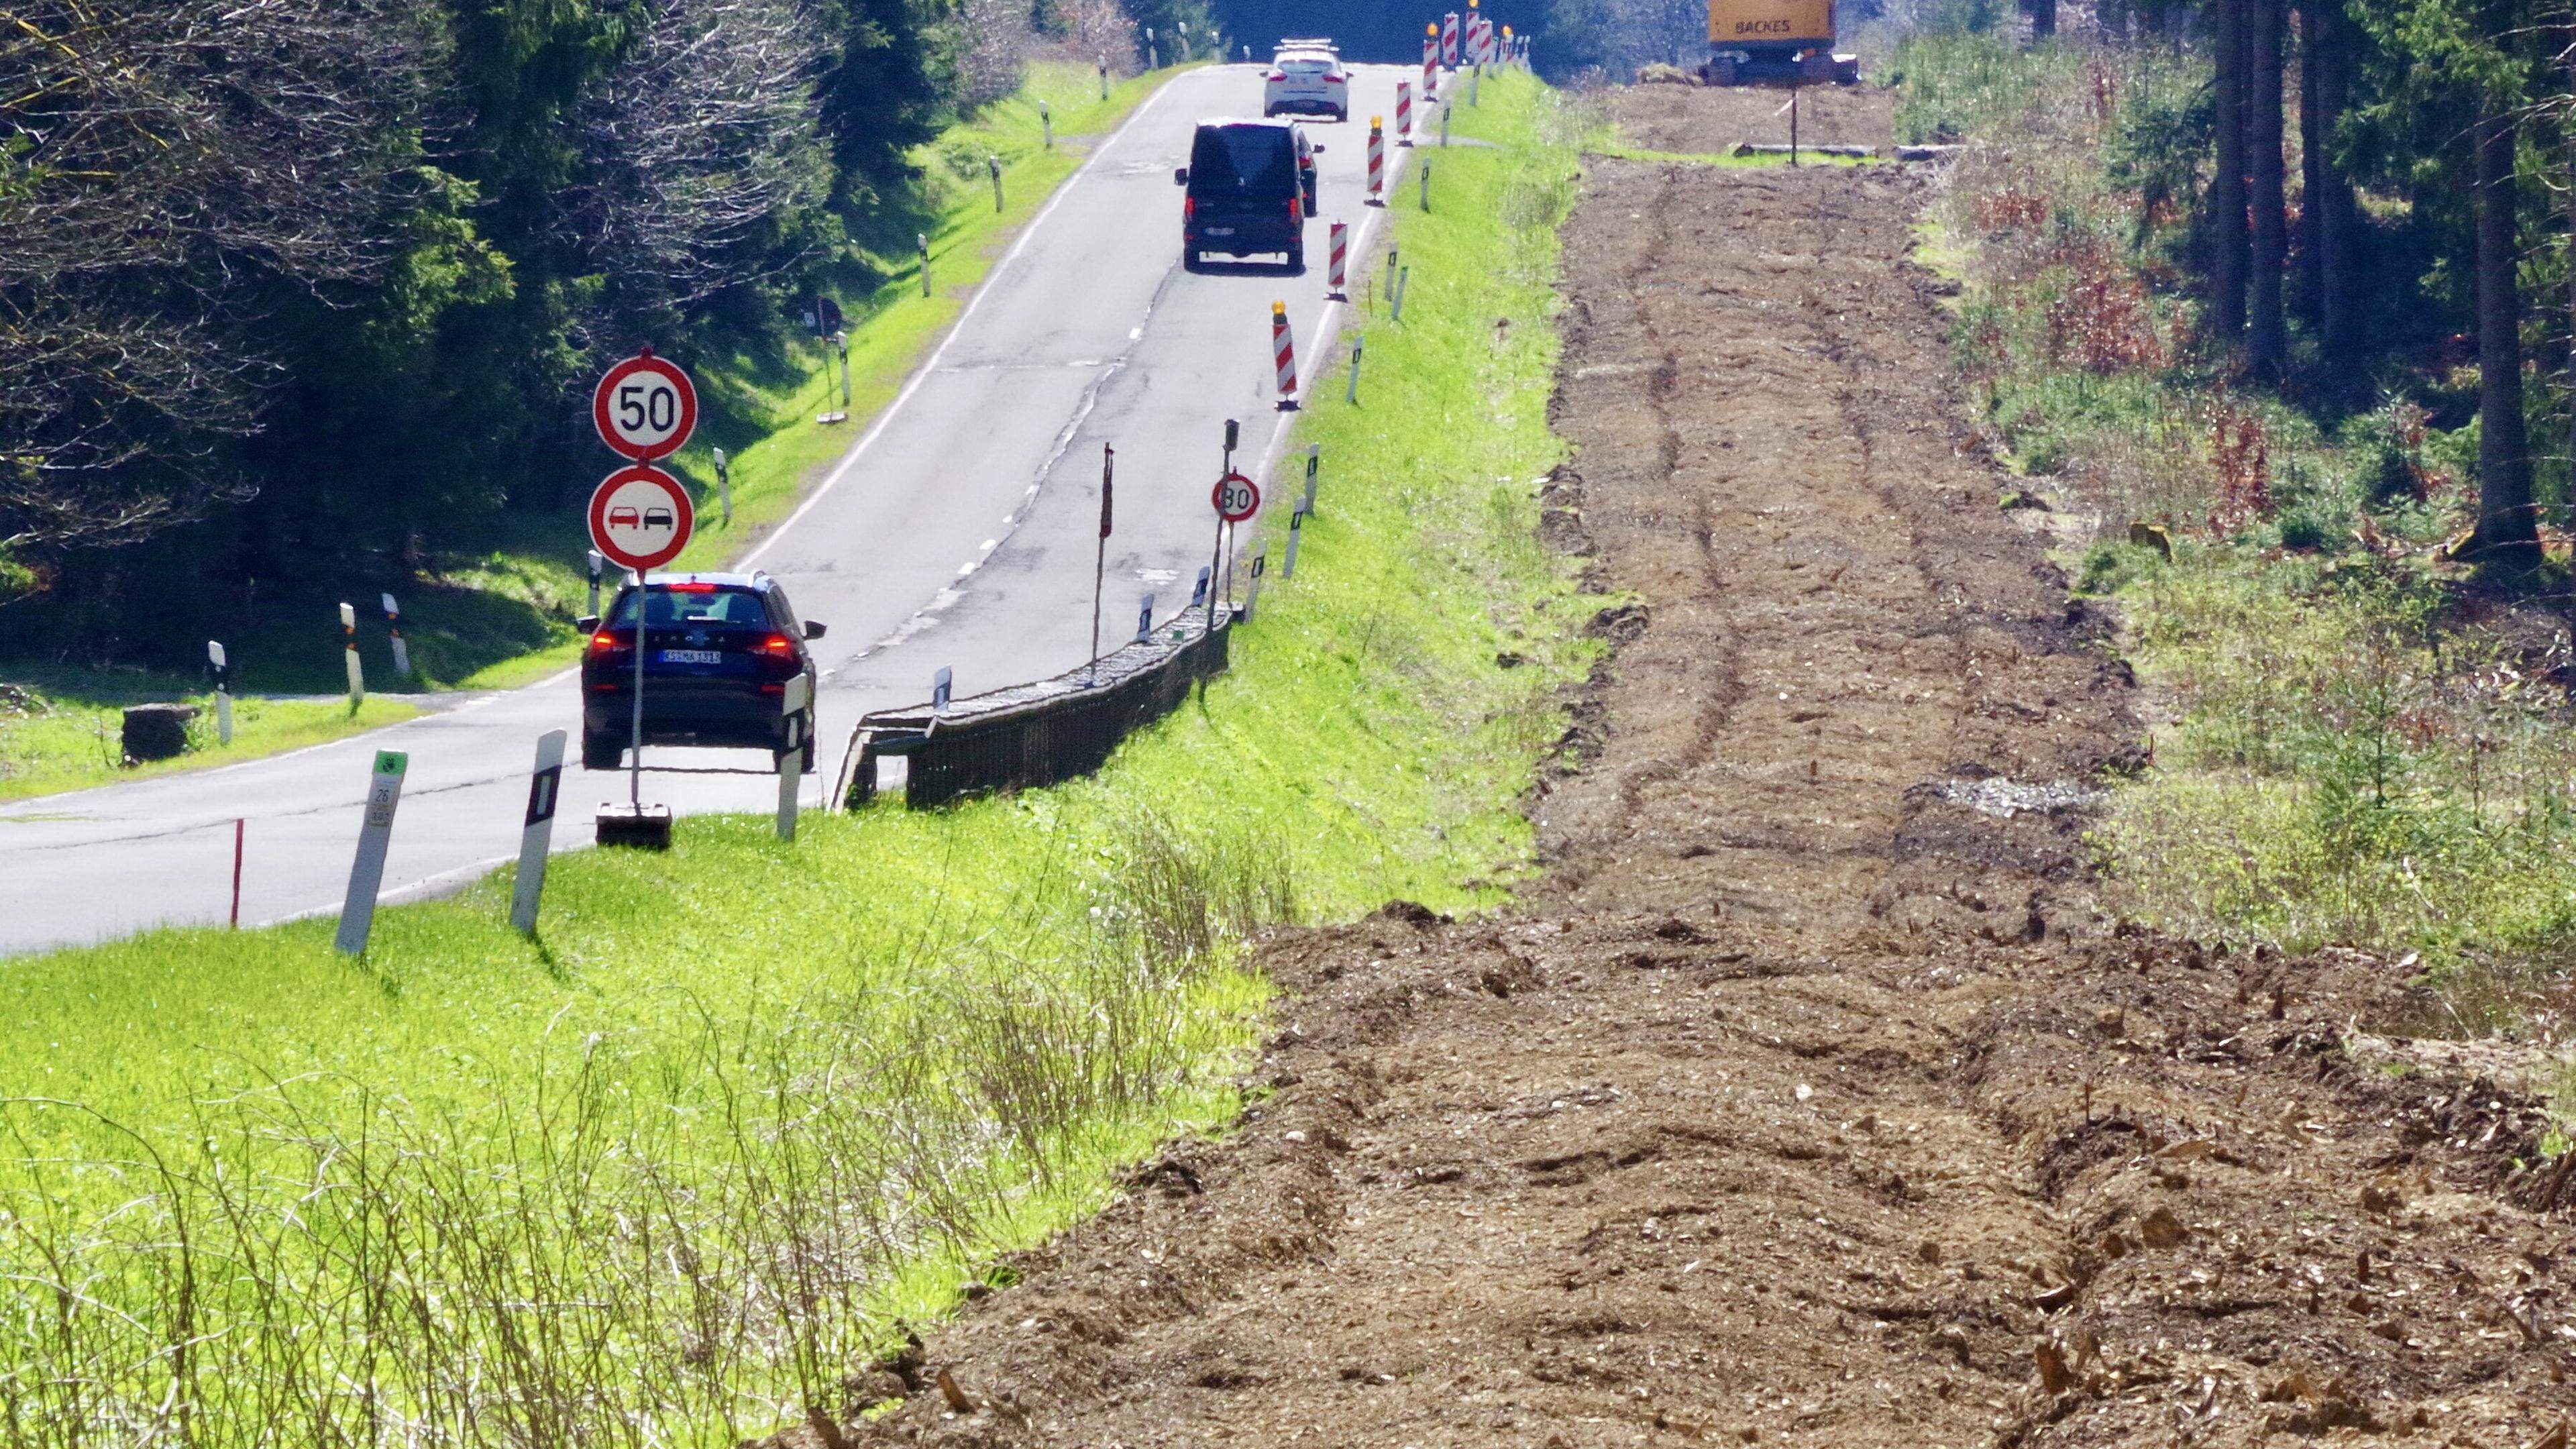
[1396,79,1414,146]
[1326,221,1348,299]
[1271,301,1298,411]
[1423,26,1439,94]
[1442,11,1460,66]
[1366,116,1385,205]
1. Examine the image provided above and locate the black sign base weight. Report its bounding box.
[596,803,673,849]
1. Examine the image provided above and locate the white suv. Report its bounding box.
[1263,42,1348,121]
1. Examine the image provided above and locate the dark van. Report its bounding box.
[1175,119,1316,271]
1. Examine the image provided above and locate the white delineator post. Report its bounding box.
[207,640,233,745]
[1284,507,1305,578]
[775,674,808,842]
[511,730,566,934]
[332,749,408,956]
[339,602,364,708]
[1346,332,1364,403]
[1393,265,1411,322]
[1302,445,1321,515]
[1396,80,1413,146]
[1244,547,1268,622]
[1366,117,1385,205]
[382,592,410,678]
[1327,221,1349,300]
[1271,301,1298,410]
[1421,159,1432,212]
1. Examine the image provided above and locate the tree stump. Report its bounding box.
[121,703,200,763]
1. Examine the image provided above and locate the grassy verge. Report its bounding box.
[1894,31,2576,995]
[0,678,420,805]
[0,62,1185,795]
[0,70,1589,1445]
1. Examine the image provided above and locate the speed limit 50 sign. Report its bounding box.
[592,347,698,460]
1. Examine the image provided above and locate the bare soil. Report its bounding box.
[793,87,2576,1449]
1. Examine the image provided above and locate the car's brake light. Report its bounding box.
[753,633,796,658]
[664,582,716,592]
[588,631,622,656]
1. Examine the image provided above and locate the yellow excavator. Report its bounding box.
[1700,0,1860,85]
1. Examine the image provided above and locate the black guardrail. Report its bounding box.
[837,603,1232,809]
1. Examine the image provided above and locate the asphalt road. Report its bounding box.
[0,62,1434,957]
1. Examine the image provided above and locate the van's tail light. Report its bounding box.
[1183,195,1195,220]
[1288,194,1302,221]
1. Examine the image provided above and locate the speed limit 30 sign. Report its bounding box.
[1212,472,1260,524]
[592,347,698,460]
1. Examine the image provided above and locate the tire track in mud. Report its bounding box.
[787,89,2576,1449]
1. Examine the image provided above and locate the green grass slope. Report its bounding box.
[0,70,1589,1447]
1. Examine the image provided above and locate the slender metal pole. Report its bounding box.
[1791,87,1801,167]
[629,569,645,808]
[1090,443,1112,680]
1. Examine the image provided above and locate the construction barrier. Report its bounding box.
[1423,29,1439,94]
[1366,117,1385,203]
[1272,300,1298,407]
[1442,11,1460,66]
[1396,80,1413,145]
[1328,221,1349,299]
[839,605,1232,809]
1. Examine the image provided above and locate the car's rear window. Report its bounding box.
[1279,57,1332,72]
[1190,126,1297,191]
[609,586,773,629]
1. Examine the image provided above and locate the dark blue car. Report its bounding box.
[578,571,825,771]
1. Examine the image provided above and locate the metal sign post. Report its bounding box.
[207,640,233,745]
[588,346,697,850]
[1212,470,1260,621]
[333,749,408,956]
[339,602,364,708]
[382,593,410,678]
[1210,421,1238,621]
[511,730,566,934]
[1091,442,1114,681]
[775,675,808,842]
[628,570,646,808]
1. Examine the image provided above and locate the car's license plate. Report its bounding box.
[659,649,722,665]
[1204,227,1234,236]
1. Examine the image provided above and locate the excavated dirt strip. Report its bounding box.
[795,88,2576,1449]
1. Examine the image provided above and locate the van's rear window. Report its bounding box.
[1190,127,1296,190]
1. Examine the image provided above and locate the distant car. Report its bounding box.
[608,505,641,528]
[1264,43,1348,121]
[1176,119,1315,270]
[577,571,826,771]
[643,506,674,529]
